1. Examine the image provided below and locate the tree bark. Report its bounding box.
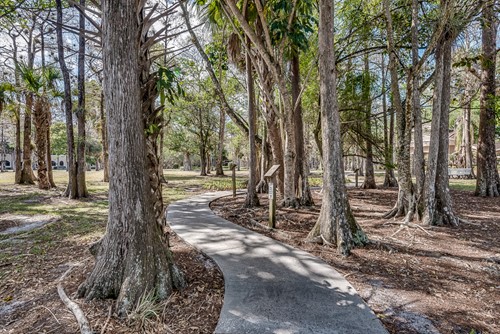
[33,97,50,189]
[12,36,22,184]
[56,0,77,198]
[411,0,425,212]
[76,0,88,197]
[183,151,192,171]
[381,54,397,187]
[100,90,109,182]
[78,1,178,315]
[245,41,259,207]
[383,0,416,220]
[215,106,225,176]
[307,0,366,256]
[475,0,500,197]
[362,54,376,189]
[19,92,35,184]
[292,53,314,205]
[423,32,459,226]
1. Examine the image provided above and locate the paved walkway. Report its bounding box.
[167,192,388,334]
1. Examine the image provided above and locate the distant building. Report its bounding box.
[0,152,68,171]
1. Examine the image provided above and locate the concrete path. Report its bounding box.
[167,192,388,334]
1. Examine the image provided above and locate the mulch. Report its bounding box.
[211,188,500,334]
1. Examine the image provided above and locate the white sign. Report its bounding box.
[268,183,274,199]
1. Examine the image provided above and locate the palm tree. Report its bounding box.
[19,64,61,190]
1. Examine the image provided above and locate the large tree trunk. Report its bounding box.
[292,53,314,205]
[56,0,77,198]
[362,55,376,189]
[423,33,459,226]
[383,0,416,220]
[78,0,178,316]
[200,144,207,176]
[245,42,259,207]
[33,97,50,189]
[381,54,397,187]
[475,0,500,197]
[14,107,22,183]
[76,0,88,198]
[307,0,366,256]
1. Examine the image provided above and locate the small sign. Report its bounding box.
[265,165,280,178]
[268,183,274,199]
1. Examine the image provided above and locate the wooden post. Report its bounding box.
[355,168,359,188]
[230,163,237,198]
[265,165,280,229]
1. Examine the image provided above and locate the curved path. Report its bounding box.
[167,191,387,334]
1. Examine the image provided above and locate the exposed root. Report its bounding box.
[58,284,92,334]
[101,305,113,334]
[385,220,433,238]
[57,263,92,334]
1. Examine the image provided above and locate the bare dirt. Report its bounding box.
[211,188,500,334]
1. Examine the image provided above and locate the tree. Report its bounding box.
[55,0,78,198]
[307,0,365,255]
[77,1,182,315]
[475,0,499,197]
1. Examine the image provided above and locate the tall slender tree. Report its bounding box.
[307,0,365,255]
[475,0,499,197]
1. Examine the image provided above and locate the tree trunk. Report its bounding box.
[307,0,366,256]
[56,0,77,198]
[362,55,376,189]
[383,0,416,220]
[245,42,259,207]
[463,99,475,174]
[411,0,425,212]
[33,97,50,189]
[381,54,397,187]
[12,37,22,183]
[183,151,192,171]
[76,0,88,198]
[475,0,500,197]
[292,53,314,205]
[200,144,207,176]
[215,107,225,176]
[19,93,35,184]
[256,122,268,193]
[100,90,109,182]
[78,0,178,316]
[46,109,56,188]
[423,32,459,226]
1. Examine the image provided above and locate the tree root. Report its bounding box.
[58,284,93,334]
[57,264,92,334]
[385,221,432,237]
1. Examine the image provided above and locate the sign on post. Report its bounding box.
[264,165,280,229]
[230,163,237,198]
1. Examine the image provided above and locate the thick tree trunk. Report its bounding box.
[362,55,376,189]
[76,0,88,198]
[100,90,109,182]
[292,53,314,205]
[245,44,260,207]
[15,107,22,183]
[381,54,397,187]
[56,0,77,198]
[307,0,366,256]
[383,0,416,220]
[33,98,50,189]
[475,0,500,197]
[423,34,459,226]
[78,0,177,315]
[19,93,35,184]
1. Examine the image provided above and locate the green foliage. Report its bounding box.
[157,66,184,106]
[50,122,67,155]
